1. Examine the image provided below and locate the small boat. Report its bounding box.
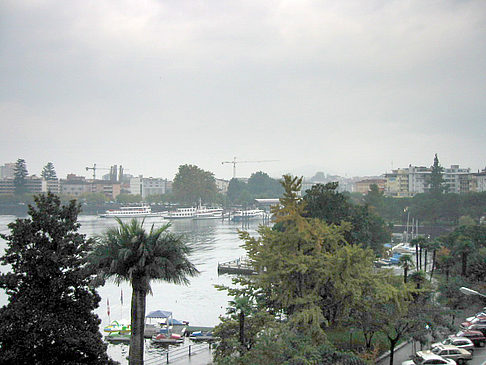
[189,331,216,342]
[152,333,184,344]
[99,205,164,218]
[232,209,265,221]
[105,332,131,343]
[104,320,131,334]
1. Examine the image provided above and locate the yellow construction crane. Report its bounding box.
[222,157,278,178]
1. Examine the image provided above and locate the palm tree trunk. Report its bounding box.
[129,283,147,365]
[430,250,436,280]
[404,267,408,283]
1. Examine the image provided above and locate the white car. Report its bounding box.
[429,344,472,364]
[431,336,475,353]
[402,351,457,365]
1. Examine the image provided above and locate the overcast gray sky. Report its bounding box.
[1,0,485,180]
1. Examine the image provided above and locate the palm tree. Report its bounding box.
[398,254,414,283]
[427,239,442,280]
[89,219,198,365]
[453,235,475,277]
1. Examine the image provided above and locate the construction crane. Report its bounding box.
[222,157,278,178]
[85,164,128,181]
[85,164,110,180]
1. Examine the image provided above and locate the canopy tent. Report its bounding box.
[146,310,172,319]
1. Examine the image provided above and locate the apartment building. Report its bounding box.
[355,179,386,194]
[0,176,49,195]
[0,163,15,179]
[129,176,169,199]
[385,164,475,197]
[444,165,471,193]
[385,168,411,197]
[472,169,486,192]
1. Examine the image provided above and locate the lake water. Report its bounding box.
[0,214,265,364]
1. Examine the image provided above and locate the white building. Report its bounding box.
[444,165,471,193]
[130,176,169,199]
[215,178,229,194]
[472,169,486,192]
[408,166,430,195]
[0,163,15,179]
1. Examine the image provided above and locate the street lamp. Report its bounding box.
[460,287,486,298]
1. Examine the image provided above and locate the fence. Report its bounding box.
[144,342,212,364]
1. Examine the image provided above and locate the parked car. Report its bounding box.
[465,308,486,322]
[456,330,486,347]
[429,344,472,364]
[466,323,486,336]
[402,351,456,365]
[461,316,486,329]
[431,337,475,354]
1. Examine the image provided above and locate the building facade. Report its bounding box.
[129,176,169,199]
[355,179,386,194]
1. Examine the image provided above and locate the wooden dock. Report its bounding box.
[217,258,258,275]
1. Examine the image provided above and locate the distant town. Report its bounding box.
[0,160,485,200]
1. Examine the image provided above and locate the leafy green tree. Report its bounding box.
[304,182,391,255]
[80,192,109,204]
[89,219,198,365]
[116,193,142,205]
[364,184,385,214]
[429,153,446,195]
[0,193,114,364]
[378,291,447,365]
[247,171,283,197]
[303,182,351,224]
[13,158,28,195]
[41,162,57,180]
[227,178,251,205]
[216,321,367,365]
[172,164,218,205]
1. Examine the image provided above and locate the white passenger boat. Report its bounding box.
[194,207,223,220]
[163,207,197,219]
[232,209,265,221]
[163,205,224,220]
[99,205,163,218]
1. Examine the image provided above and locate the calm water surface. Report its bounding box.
[0,214,264,364]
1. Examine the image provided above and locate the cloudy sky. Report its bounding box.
[1,0,485,181]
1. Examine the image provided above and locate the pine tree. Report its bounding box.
[0,193,115,364]
[41,161,57,180]
[429,153,446,195]
[13,158,28,195]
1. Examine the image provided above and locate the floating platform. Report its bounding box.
[217,258,257,275]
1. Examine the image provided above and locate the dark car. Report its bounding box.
[456,330,486,347]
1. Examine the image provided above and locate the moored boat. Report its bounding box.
[162,207,197,219]
[99,205,163,218]
[194,206,223,220]
[231,209,265,221]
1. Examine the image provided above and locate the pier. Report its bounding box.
[217,258,257,275]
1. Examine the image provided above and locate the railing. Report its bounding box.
[144,343,212,364]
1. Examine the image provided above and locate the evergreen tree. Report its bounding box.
[0,193,115,364]
[429,153,446,195]
[41,161,57,180]
[13,158,28,195]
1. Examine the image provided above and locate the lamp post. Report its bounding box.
[460,287,486,298]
